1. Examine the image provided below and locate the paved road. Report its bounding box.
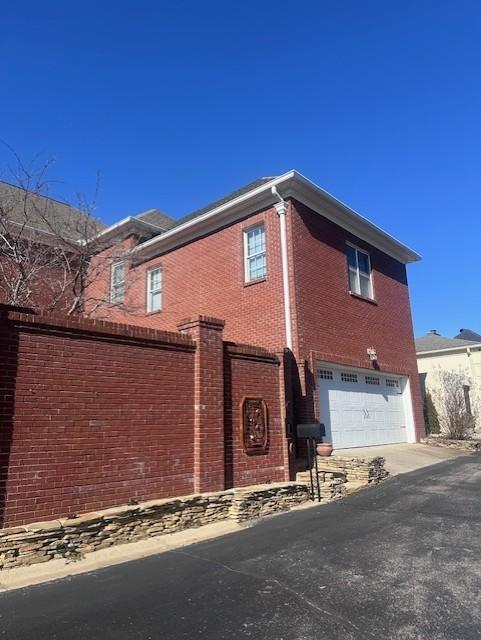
[1,455,481,639]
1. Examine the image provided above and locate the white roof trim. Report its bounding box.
[131,170,421,263]
[416,343,481,356]
[86,216,165,248]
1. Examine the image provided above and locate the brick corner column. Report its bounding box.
[277,349,296,481]
[177,316,225,494]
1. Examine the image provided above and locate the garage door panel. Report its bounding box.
[318,367,407,449]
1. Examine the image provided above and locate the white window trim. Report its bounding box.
[146,266,162,313]
[243,223,267,283]
[110,260,125,303]
[346,242,374,300]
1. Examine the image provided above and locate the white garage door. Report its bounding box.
[318,366,408,449]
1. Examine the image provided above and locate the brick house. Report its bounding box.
[0,180,105,312]
[88,170,424,450]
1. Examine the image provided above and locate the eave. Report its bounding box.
[132,171,421,264]
[87,217,165,251]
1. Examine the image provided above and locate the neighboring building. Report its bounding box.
[416,329,481,418]
[87,170,424,449]
[0,181,105,311]
[454,328,481,342]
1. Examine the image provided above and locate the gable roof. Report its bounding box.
[0,180,105,242]
[454,328,481,342]
[132,170,421,263]
[415,331,481,354]
[134,208,176,230]
[91,207,177,250]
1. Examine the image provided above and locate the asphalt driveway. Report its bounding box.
[1,455,481,639]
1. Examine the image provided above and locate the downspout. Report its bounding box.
[271,186,293,351]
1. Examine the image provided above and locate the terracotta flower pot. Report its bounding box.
[316,442,333,457]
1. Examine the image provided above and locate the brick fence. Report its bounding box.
[0,306,290,527]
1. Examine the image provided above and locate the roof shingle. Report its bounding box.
[453,328,481,342]
[174,177,276,227]
[134,209,176,231]
[415,332,480,353]
[0,181,105,242]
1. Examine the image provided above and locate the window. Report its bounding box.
[365,375,380,385]
[386,379,400,389]
[341,372,358,383]
[347,244,373,299]
[110,261,125,303]
[244,224,266,282]
[319,369,333,380]
[464,385,472,415]
[147,267,162,312]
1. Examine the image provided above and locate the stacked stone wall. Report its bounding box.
[0,482,309,570]
[316,455,388,484]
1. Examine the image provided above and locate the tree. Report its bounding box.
[0,153,140,317]
[432,370,477,440]
[424,391,440,434]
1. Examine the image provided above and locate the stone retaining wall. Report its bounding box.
[230,484,308,523]
[315,455,388,484]
[421,436,481,451]
[0,482,309,570]
[296,470,347,502]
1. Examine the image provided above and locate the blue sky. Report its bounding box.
[2,1,480,337]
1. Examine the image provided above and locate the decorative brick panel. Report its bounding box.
[224,345,289,488]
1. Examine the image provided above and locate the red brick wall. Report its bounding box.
[0,309,196,527]
[0,254,76,313]
[178,316,226,494]
[86,208,286,352]
[288,199,425,439]
[0,308,287,527]
[86,195,424,441]
[224,344,289,488]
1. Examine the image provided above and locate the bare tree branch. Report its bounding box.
[432,369,477,440]
[0,152,143,317]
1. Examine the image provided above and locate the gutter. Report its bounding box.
[132,173,297,258]
[84,216,168,247]
[271,186,293,351]
[416,343,481,356]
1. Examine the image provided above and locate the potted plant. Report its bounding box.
[316,441,333,456]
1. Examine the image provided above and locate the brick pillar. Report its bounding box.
[177,316,225,494]
[278,349,296,481]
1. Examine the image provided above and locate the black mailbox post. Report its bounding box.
[296,422,325,502]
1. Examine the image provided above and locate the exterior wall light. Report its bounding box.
[367,347,377,361]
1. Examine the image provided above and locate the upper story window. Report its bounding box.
[244,224,266,282]
[347,244,373,299]
[147,266,162,312]
[110,260,125,303]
